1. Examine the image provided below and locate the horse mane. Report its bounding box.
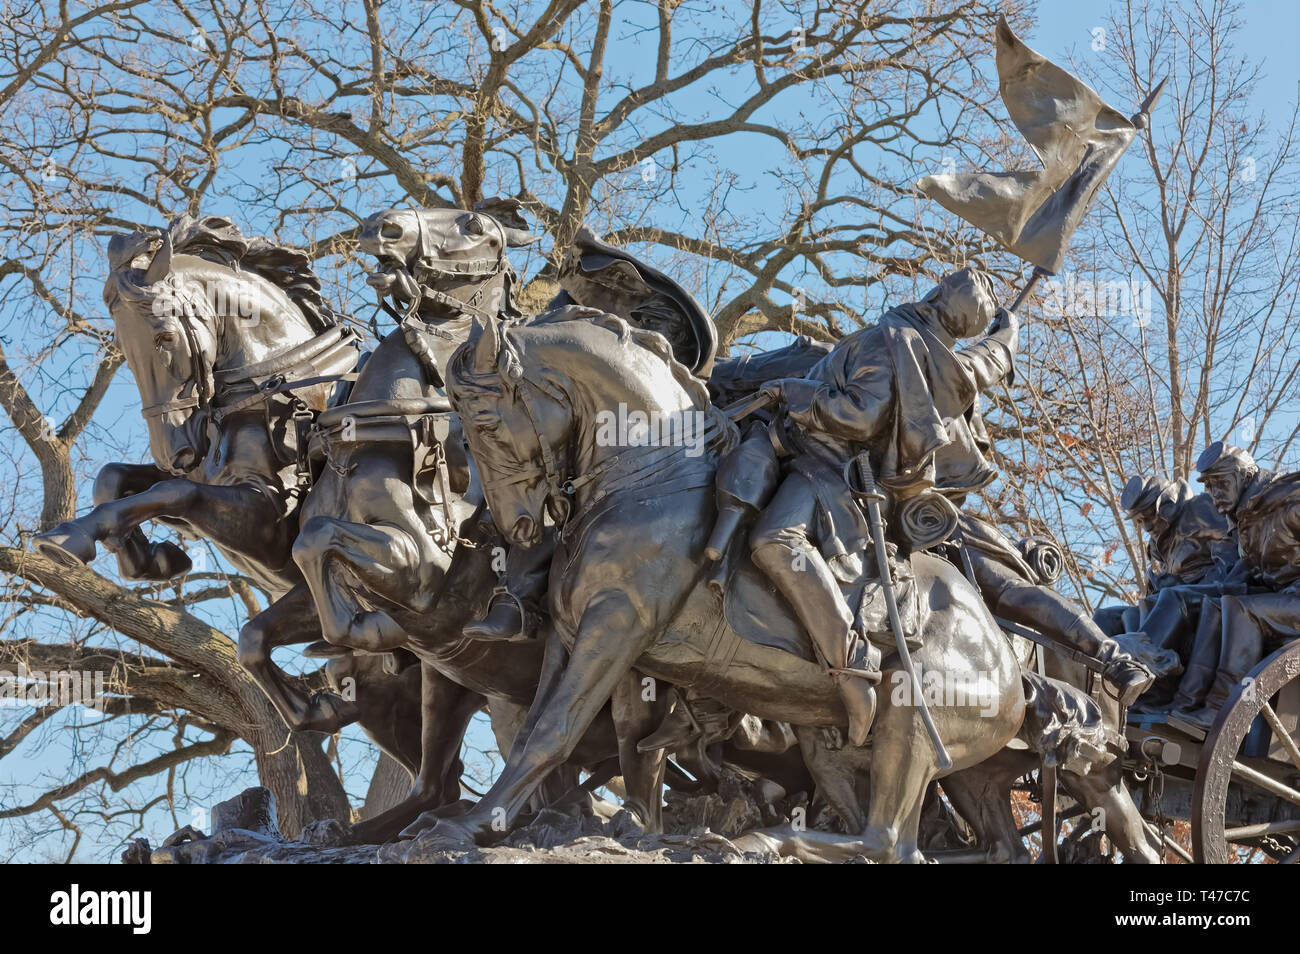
[523,306,712,410]
[104,214,338,333]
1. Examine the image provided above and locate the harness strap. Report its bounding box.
[212,371,362,424]
[214,325,358,386]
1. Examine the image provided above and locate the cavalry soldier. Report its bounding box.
[1169,443,1300,735]
[750,267,1153,746]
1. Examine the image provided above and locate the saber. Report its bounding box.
[853,451,953,771]
[720,390,775,422]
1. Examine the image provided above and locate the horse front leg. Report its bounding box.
[349,664,484,844]
[1059,764,1162,864]
[859,700,936,864]
[408,590,656,845]
[34,478,292,577]
[293,515,436,653]
[611,668,669,832]
[239,583,358,733]
[83,463,192,580]
[941,754,1034,864]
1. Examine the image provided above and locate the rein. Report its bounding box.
[139,300,214,421]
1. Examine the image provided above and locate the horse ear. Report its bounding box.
[143,231,174,285]
[474,196,542,247]
[471,317,502,374]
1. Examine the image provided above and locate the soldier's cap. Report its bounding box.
[1121,474,1173,514]
[1195,441,1255,481]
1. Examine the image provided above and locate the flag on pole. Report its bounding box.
[918,17,1156,274]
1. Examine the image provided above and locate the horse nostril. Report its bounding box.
[171,446,197,472]
[511,515,539,546]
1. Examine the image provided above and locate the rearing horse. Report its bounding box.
[30,216,444,801]
[34,214,359,597]
[438,310,1028,862]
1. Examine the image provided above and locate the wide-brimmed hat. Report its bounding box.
[558,226,718,376]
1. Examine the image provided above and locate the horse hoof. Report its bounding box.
[399,812,478,847]
[147,541,192,580]
[32,522,97,567]
[300,691,359,732]
[300,818,351,847]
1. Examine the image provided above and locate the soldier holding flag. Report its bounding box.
[748,18,1164,740]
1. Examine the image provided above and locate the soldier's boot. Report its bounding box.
[983,575,1154,707]
[1171,605,1261,738]
[1169,663,1217,713]
[463,532,553,641]
[752,542,879,746]
[831,670,878,747]
[1168,671,1236,738]
[463,587,537,642]
[1062,617,1155,709]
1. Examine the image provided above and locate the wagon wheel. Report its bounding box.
[1191,639,1300,863]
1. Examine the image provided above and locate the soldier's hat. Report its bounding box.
[1195,441,1255,482]
[1121,474,1173,514]
[555,226,718,377]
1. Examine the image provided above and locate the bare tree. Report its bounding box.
[979,0,1300,607]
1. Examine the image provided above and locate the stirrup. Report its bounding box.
[463,586,534,642]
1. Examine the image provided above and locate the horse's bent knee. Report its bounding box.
[92,463,138,506]
[293,516,337,562]
[156,478,200,510]
[237,619,269,669]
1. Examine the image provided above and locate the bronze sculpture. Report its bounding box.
[37,17,1207,864]
[1168,443,1300,736]
[423,310,1029,860]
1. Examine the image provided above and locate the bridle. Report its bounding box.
[138,297,215,423]
[384,210,511,324]
[134,272,363,487]
[366,209,515,389]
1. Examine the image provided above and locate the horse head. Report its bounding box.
[448,312,719,549]
[103,215,327,475]
[359,198,539,321]
[446,318,574,547]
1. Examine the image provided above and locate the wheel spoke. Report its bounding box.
[1223,818,1300,840]
[1259,701,1300,773]
[1232,759,1300,808]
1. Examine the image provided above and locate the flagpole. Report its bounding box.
[1007,266,1050,314]
[1002,77,1167,318]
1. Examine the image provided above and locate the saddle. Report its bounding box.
[718,543,924,669]
[309,397,472,502]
